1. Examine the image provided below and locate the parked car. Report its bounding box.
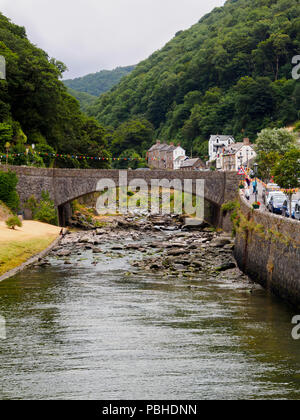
[266,191,286,208]
[262,183,281,204]
[282,199,298,218]
[268,195,286,214]
[295,201,300,221]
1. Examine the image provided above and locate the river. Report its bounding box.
[0,228,300,400]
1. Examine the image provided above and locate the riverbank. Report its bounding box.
[0,221,61,277]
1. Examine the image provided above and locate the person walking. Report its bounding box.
[252,179,257,195]
[245,186,250,200]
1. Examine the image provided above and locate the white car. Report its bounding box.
[262,183,281,204]
[295,201,300,221]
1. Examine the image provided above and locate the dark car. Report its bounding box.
[268,196,285,215]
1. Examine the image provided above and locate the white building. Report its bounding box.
[208,135,235,170]
[172,146,186,169]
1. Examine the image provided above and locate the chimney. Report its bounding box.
[243,137,250,145]
[157,140,161,145]
[170,142,174,146]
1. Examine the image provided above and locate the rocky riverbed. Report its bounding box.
[36,214,252,285]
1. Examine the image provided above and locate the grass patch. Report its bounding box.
[0,235,57,276]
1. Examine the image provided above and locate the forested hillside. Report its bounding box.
[88,0,300,159]
[64,66,135,97]
[66,87,97,113]
[0,12,110,168]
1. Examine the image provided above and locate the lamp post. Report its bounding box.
[5,142,10,166]
[31,144,35,166]
[254,163,258,203]
[25,145,29,166]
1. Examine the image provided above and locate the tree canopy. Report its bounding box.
[87,0,300,157]
[64,66,135,97]
[0,12,110,168]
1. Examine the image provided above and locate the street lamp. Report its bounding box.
[254,163,258,203]
[5,142,10,166]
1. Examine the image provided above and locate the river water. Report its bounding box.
[0,235,300,400]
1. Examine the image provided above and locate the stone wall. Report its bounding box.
[234,193,300,308]
[1,166,239,229]
[2,166,239,206]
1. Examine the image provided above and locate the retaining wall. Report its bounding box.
[234,194,300,308]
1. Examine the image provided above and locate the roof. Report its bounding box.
[161,144,176,151]
[148,142,165,152]
[209,135,234,143]
[148,142,177,152]
[223,143,255,155]
[181,158,202,167]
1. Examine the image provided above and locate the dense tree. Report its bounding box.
[272,148,300,217]
[110,119,154,157]
[0,170,19,210]
[256,128,296,154]
[64,66,135,96]
[0,12,110,168]
[87,0,300,156]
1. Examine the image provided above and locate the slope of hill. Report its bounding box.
[88,0,300,158]
[64,65,135,97]
[0,12,110,168]
[66,87,97,113]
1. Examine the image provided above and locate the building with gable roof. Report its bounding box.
[208,134,235,169]
[222,138,257,171]
[147,141,186,169]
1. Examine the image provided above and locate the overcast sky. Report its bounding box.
[0,0,224,79]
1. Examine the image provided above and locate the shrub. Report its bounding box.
[0,170,20,211]
[6,215,22,230]
[33,191,58,226]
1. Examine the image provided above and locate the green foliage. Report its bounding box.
[0,12,110,168]
[0,170,19,210]
[31,191,58,226]
[6,215,22,229]
[87,0,300,154]
[255,150,282,182]
[64,66,135,96]
[66,88,97,113]
[221,200,240,215]
[0,122,13,149]
[24,195,38,214]
[256,128,296,154]
[272,148,300,190]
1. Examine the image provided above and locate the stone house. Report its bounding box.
[222,138,257,171]
[180,158,206,171]
[147,141,186,169]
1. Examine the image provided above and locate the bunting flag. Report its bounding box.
[0,151,178,162]
[0,151,148,162]
[257,178,299,193]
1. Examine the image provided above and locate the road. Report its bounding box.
[244,179,300,216]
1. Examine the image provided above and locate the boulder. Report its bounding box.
[210,238,232,248]
[183,218,209,230]
[167,249,190,256]
[56,250,72,257]
[215,262,236,272]
[92,247,103,254]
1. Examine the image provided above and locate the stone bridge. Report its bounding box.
[3,166,240,228]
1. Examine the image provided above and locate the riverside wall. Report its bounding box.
[234,194,300,308]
